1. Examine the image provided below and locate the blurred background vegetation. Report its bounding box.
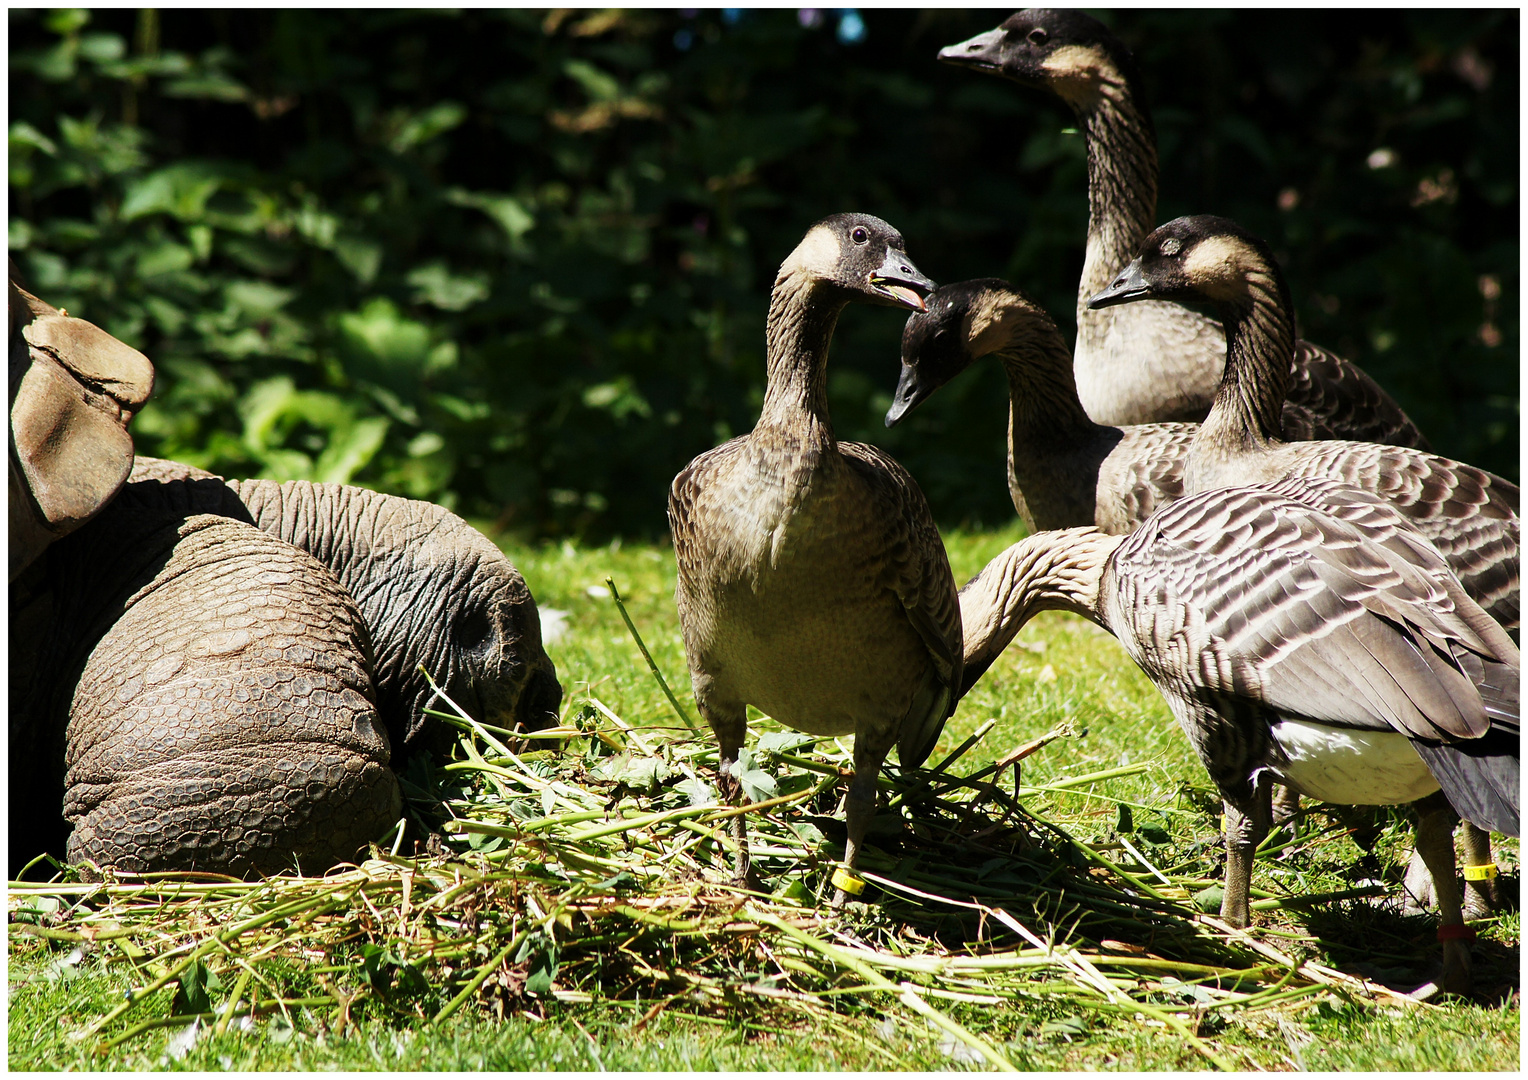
[9,8,1518,539]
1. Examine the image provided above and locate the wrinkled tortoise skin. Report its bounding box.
[13,491,401,876]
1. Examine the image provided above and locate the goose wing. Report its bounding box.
[1098,422,1195,532]
[1284,440,1519,633]
[1112,484,1518,746]
[839,440,964,767]
[667,436,750,633]
[1282,340,1430,450]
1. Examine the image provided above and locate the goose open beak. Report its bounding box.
[884,361,935,427]
[938,28,1004,72]
[869,248,936,312]
[1087,258,1152,309]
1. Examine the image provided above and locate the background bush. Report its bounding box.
[9,8,1518,538]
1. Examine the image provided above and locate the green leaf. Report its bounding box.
[756,731,818,755]
[162,74,249,103]
[77,33,125,64]
[333,236,383,284]
[562,59,620,103]
[1193,886,1225,914]
[45,9,90,35]
[728,747,777,803]
[1115,802,1134,834]
[407,261,490,311]
[135,240,194,278]
[338,297,432,378]
[314,415,389,484]
[387,101,467,154]
[119,162,225,222]
[677,776,717,807]
[172,959,224,1016]
[445,188,536,242]
[223,279,294,316]
[9,121,59,157]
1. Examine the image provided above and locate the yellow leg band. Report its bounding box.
[831,866,866,895]
[1463,863,1499,882]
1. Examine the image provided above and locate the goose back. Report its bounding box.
[1102,480,1519,835]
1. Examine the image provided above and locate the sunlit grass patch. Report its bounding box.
[8,529,1518,1071]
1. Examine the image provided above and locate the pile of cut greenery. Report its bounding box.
[7,531,1519,1071]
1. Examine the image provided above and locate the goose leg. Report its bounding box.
[1271,784,1302,826]
[1459,823,1501,919]
[1412,792,1470,996]
[834,725,895,909]
[1220,773,1274,929]
[702,700,757,890]
[1402,843,1437,912]
[1402,822,1498,919]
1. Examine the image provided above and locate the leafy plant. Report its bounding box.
[8,9,1517,540]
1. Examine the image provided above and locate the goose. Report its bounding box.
[887,276,1194,546]
[957,478,1519,993]
[891,280,1512,899]
[938,9,1429,449]
[1088,214,1519,636]
[669,213,962,906]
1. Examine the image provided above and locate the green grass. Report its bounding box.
[7,526,1519,1070]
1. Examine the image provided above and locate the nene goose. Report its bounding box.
[958,478,1520,993]
[888,277,1194,548]
[669,213,962,906]
[1088,214,1520,636]
[938,9,1428,448]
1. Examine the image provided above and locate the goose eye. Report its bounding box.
[1160,238,1182,257]
[1027,28,1048,46]
[850,226,869,245]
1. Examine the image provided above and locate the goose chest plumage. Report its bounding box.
[1089,214,1520,636]
[938,9,1428,449]
[668,213,963,904]
[958,479,1519,992]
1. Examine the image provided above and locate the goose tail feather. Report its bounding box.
[1413,729,1520,838]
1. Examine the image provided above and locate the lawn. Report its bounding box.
[7,525,1519,1071]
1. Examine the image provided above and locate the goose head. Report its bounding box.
[780,213,936,312]
[887,278,1047,426]
[937,10,1142,110]
[1087,215,1281,314]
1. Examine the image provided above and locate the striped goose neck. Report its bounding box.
[1078,84,1159,305]
[993,333,1098,446]
[962,528,1122,668]
[1200,267,1295,455]
[757,266,842,446]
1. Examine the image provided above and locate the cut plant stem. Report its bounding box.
[605,576,700,734]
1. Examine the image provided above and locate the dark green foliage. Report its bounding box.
[9,9,1517,538]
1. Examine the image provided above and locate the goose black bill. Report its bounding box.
[1087,258,1151,309]
[869,248,936,312]
[938,28,1004,72]
[884,361,935,427]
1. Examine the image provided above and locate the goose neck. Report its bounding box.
[756,268,843,443]
[1077,86,1160,303]
[995,337,1099,448]
[961,528,1120,670]
[1199,274,1295,455]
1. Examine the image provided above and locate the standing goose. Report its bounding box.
[938,10,1429,448]
[1088,214,1519,635]
[669,213,962,906]
[957,478,1519,992]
